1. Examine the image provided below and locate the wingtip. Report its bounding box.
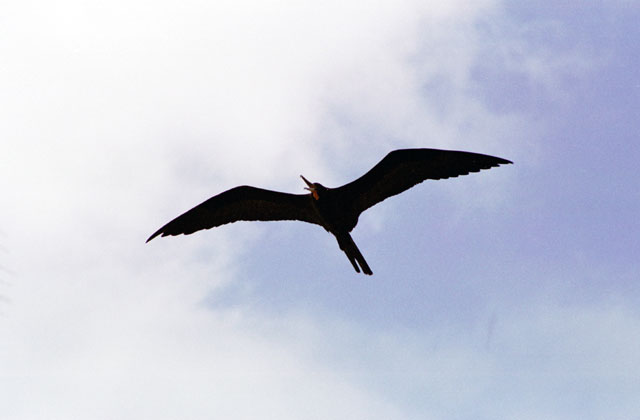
[145,229,163,243]
[495,157,513,166]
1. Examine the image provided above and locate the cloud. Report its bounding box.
[4,275,639,420]
[1,292,407,419]
[2,0,637,419]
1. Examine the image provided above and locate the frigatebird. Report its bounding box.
[147,148,512,275]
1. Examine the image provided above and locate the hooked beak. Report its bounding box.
[300,175,314,190]
[300,175,319,200]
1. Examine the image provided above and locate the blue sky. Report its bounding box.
[1,1,639,419]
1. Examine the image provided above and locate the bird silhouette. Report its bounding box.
[147,148,512,274]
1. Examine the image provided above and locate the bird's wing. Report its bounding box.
[147,185,321,242]
[334,148,512,215]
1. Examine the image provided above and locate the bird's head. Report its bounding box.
[300,175,326,200]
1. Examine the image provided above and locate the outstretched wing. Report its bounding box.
[147,185,321,242]
[334,148,512,215]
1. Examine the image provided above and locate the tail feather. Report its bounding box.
[337,234,373,275]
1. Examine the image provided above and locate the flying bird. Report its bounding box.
[147,148,512,275]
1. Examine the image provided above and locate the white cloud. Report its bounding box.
[2,0,635,419]
[4,275,638,419]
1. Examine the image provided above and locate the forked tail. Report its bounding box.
[337,233,373,275]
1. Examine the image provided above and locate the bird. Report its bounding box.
[147,148,512,275]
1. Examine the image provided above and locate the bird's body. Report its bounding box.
[147,148,512,275]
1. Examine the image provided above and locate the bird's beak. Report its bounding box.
[300,175,319,200]
[300,175,313,190]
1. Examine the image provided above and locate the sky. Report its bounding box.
[1,1,639,419]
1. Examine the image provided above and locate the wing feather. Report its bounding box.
[147,186,320,242]
[335,148,512,215]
